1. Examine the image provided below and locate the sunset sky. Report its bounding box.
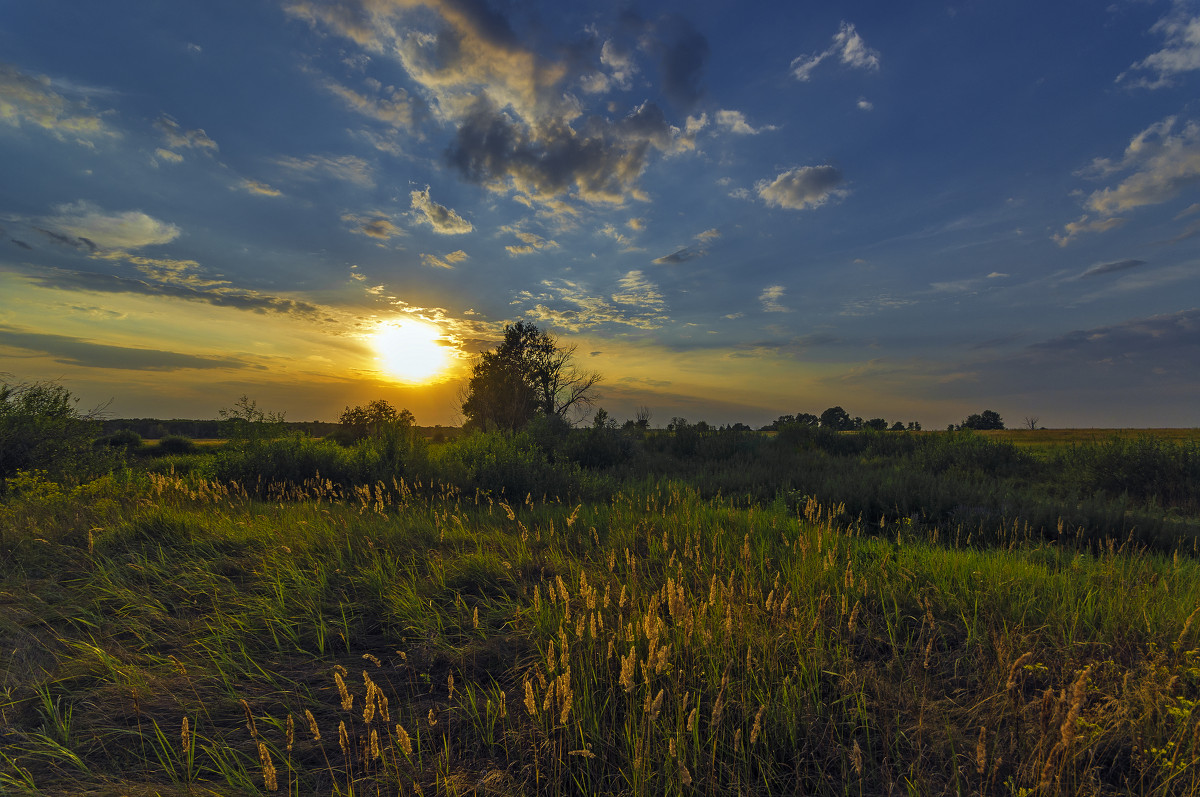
[2,0,1199,428]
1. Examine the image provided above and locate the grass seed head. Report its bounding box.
[305,709,321,741]
[181,716,190,755]
[338,721,349,756]
[258,741,278,792]
[396,723,412,756]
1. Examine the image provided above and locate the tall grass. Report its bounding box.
[3,467,1200,794]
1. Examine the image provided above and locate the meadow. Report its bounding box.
[2,423,1200,795]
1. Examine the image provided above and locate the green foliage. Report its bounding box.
[155,434,198,455]
[94,428,143,451]
[334,398,415,444]
[461,321,601,431]
[0,377,113,490]
[961,409,1005,430]
[217,394,287,442]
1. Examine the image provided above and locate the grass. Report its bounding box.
[3,463,1200,795]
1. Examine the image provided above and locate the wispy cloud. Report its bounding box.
[1118,3,1200,89]
[611,270,665,310]
[790,22,880,82]
[759,285,789,312]
[652,245,705,264]
[410,186,473,234]
[1075,117,1200,220]
[321,77,415,127]
[0,325,251,371]
[504,230,557,255]
[715,109,775,135]
[342,212,404,240]
[420,250,469,269]
[1053,214,1127,246]
[516,277,668,330]
[235,178,283,197]
[155,115,218,157]
[1079,258,1146,279]
[0,62,118,142]
[277,153,375,187]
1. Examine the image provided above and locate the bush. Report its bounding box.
[157,435,199,455]
[0,378,113,491]
[95,428,143,451]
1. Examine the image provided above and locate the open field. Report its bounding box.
[979,429,1200,449]
[3,427,1200,795]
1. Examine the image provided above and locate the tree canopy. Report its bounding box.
[461,322,601,432]
[961,410,1005,430]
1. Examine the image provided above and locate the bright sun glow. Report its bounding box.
[371,319,452,383]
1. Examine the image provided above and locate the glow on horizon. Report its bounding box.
[370,319,454,384]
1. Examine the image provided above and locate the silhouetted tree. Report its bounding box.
[461,321,602,431]
[820,406,854,431]
[864,418,888,431]
[961,410,1005,431]
[338,399,415,442]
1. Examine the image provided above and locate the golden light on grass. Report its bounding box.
[371,318,452,383]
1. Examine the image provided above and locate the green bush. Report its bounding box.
[0,378,114,491]
[156,434,199,455]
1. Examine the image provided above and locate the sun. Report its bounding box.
[371,319,452,383]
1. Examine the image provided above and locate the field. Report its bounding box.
[2,426,1200,795]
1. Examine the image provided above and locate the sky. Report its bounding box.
[1,0,1199,429]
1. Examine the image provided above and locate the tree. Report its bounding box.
[961,410,1004,431]
[864,418,888,431]
[338,399,415,442]
[0,377,109,488]
[819,406,854,431]
[218,395,286,442]
[461,321,602,431]
[1023,416,1040,430]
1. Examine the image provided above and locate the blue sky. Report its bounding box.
[1,0,1198,428]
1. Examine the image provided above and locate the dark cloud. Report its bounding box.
[447,95,687,204]
[23,267,322,316]
[36,227,97,251]
[9,239,31,250]
[652,246,705,264]
[651,15,708,111]
[1023,309,1198,368]
[0,326,251,371]
[1079,258,1146,279]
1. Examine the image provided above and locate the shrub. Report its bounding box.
[0,378,113,491]
[156,435,199,455]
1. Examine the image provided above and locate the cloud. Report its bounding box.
[43,201,180,250]
[1079,258,1147,279]
[857,97,873,111]
[236,178,283,197]
[154,148,184,164]
[410,186,473,234]
[277,153,375,187]
[505,230,558,255]
[342,212,404,240]
[759,285,789,313]
[790,21,880,82]
[1053,214,1127,246]
[647,14,709,111]
[288,2,703,211]
[715,109,774,135]
[516,278,668,330]
[1118,4,1200,89]
[611,270,665,310]
[695,227,720,241]
[322,78,415,127]
[1023,309,1200,372]
[0,62,117,141]
[446,96,697,206]
[155,115,218,154]
[1075,117,1200,218]
[0,326,249,371]
[652,245,705,264]
[19,266,322,316]
[755,165,846,210]
[420,249,468,269]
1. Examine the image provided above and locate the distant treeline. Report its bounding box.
[98,418,460,440]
